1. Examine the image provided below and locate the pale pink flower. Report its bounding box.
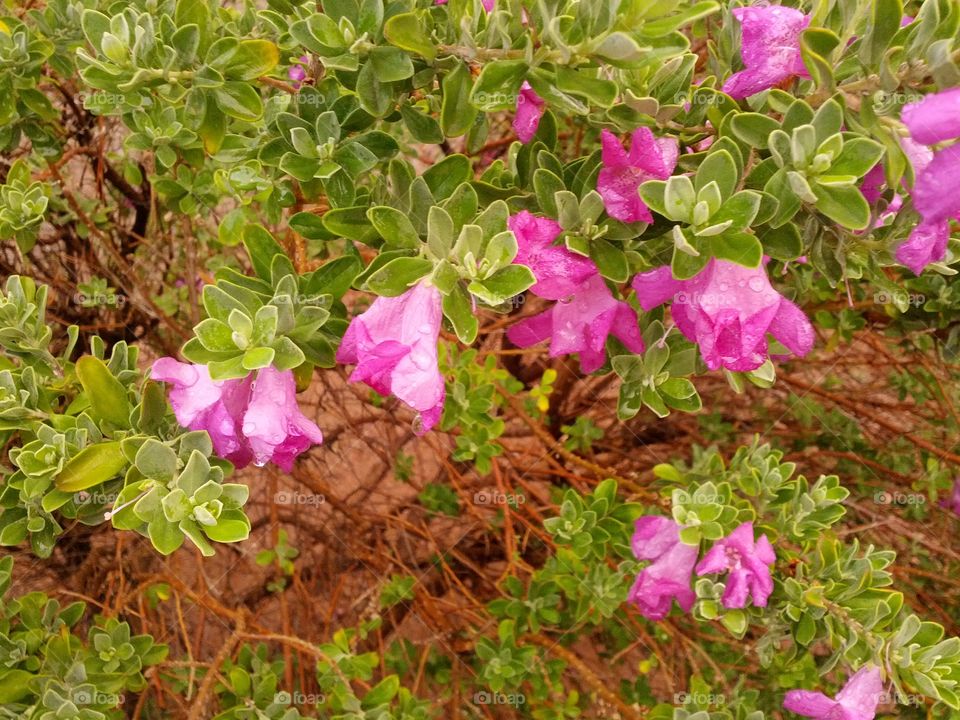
[783,666,884,720]
[627,516,698,621]
[337,282,445,433]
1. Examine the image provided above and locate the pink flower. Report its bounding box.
[597,128,678,223]
[627,516,698,621]
[695,522,775,609]
[632,260,814,372]
[896,90,960,274]
[900,87,960,145]
[941,478,960,516]
[509,211,597,299]
[336,282,445,433]
[506,275,645,373]
[241,366,325,471]
[513,82,545,144]
[288,55,309,88]
[783,666,884,720]
[722,6,810,99]
[151,360,322,471]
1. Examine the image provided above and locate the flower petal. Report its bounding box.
[901,87,960,145]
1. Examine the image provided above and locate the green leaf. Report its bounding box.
[812,183,870,229]
[799,28,841,92]
[243,225,287,279]
[442,283,478,343]
[76,356,131,427]
[556,67,618,107]
[441,62,477,137]
[365,257,434,296]
[711,231,763,267]
[729,113,779,150]
[367,206,420,249]
[829,138,884,178]
[55,441,127,492]
[369,46,414,82]
[148,519,185,555]
[470,265,535,304]
[423,155,472,200]
[470,60,528,110]
[383,12,436,60]
[860,0,903,66]
[589,239,629,282]
[203,509,250,542]
[363,675,401,708]
[135,439,178,482]
[757,223,803,261]
[323,206,377,243]
[400,103,443,144]
[357,61,393,118]
[213,81,263,121]
[0,670,34,704]
[696,150,738,202]
[224,40,280,80]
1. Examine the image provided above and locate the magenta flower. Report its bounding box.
[627,516,698,621]
[288,55,309,88]
[597,128,678,223]
[513,82,545,144]
[900,87,960,145]
[695,522,775,609]
[509,211,597,299]
[722,6,810,99]
[783,666,884,720]
[151,360,322,471]
[632,259,814,372]
[941,478,960,516]
[897,90,960,274]
[336,282,445,433]
[506,275,645,373]
[241,366,325,470]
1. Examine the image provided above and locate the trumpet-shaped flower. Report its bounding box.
[337,282,445,433]
[627,516,698,621]
[597,128,678,223]
[514,82,546,143]
[632,260,814,372]
[783,666,884,720]
[695,522,775,609]
[506,275,644,373]
[509,211,597,299]
[151,360,322,471]
[896,90,960,273]
[722,6,810,99]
